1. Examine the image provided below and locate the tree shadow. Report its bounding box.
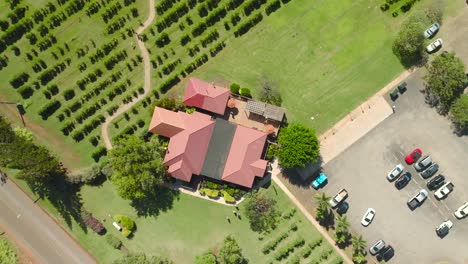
[281,156,323,188]
[26,175,87,233]
[130,186,180,217]
[318,209,335,230]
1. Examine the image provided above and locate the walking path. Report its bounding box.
[101,0,155,149]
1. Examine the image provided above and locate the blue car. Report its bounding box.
[312,173,327,189]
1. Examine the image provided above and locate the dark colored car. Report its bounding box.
[395,172,411,190]
[336,201,349,215]
[421,163,439,179]
[427,175,445,190]
[405,148,422,164]
[378,246,395,261]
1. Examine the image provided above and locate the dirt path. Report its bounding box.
[101,0,155,149]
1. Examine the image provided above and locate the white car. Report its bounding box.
[387,164,403,181]
[424,23,440,38]
[361,208,376,227]
[426,38,443,53]
[369,239,385,255]
[436,220,453,237]
[454,202,468,219]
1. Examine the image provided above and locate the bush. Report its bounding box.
[380,3,389,11]
[92,146,107,162]
[287,256,300,264]
[106,234,122,249]
[273,237,305,260]
[38,100,61,120]
[67,164,102,185]
[266,144,277,160]
[230,83,240,94]
[289,223,298,231]
[202,188,220,198]
[114,215,135,231]
[262,232,288,254]
[392,11,398,17]
[222,191,235,203]
[239,88,251,98]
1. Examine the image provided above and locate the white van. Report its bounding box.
[414,155,432,171]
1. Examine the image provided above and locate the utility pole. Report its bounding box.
[0,101,26,126]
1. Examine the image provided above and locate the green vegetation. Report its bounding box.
[277,124,319,168]
[351,235,367,264]
[392,6,442,67]
[105,234,122,250]
[112,254,173,264]
[108,135,168,201]
[244,192,279,233]
[114,214,135,237]
[450,95,468,134]
[314,192,332,225]
[217,235,248,264]
[0,237,18,264]
[424,52,466,113]
[334,215,351,247]
[194,250,216,264]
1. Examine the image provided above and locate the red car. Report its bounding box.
[405,148,422,164]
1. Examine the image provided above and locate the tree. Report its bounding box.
[351,234,367,257]
[450,95,468,133]
[259,78,282,106]
[218,235,247,264]
[194,250,216,264]
[244,192,279,232]
[109,135,168,200]
[392,20,426,68]
[0,238,18,264]
[277,124,320,168]
[425,52,466,112]
[113,254,173,264]
[334,215,350,246]
[314,192,331,223]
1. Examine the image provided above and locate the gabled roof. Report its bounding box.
[183,78,230,115]
[222,126,268,188]
[149,107,215,182]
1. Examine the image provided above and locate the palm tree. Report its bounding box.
[351,234,367,255]
[314,192,331,208]
[352,252,366,264]
[314,192,332,224]
[335,215,350,233]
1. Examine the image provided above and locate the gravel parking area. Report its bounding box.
[323,69,468,264]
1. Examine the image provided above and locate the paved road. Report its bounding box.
[0,180,96,264]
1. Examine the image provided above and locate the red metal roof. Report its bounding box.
[183,78,230,115]
[222,126,268,188]
[148,106,268,188]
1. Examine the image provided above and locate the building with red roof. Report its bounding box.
[148,78,269,188]
[183,77,230,115]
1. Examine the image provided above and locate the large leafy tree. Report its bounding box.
[0,238,18,264]
[217,235,247,264]
[109,135,168,200]
[113,254,172,264]
[194,250,216,264]
[244,192,280,232]
[392,19,426,68]
[450,95,468,133]
[277,124,319,168]
[425,52,466,112]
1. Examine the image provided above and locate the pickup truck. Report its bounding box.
[434,181,454,199]
[329,188,348,208]
[407,189,428,210]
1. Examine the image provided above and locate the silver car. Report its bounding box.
[387,164,404,181]
[369,239,386,255]
[424,23,440,38]
[426,39,443,53]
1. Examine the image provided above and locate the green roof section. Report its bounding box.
[200,118,236,180]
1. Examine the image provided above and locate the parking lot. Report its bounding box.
[323,69,468,263]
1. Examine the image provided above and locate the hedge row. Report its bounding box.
[184,53,208,74]
[234,13,263,37]
[262,232,288,254]
[39,100,61,120]
[92,146,107,162]
[244,0,267,16]
[274,237,305,260]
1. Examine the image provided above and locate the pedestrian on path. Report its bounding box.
[392,105,396,113]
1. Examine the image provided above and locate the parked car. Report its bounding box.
[361,208,376,227]
[405,148,422,164]
[436,220,453,237]
[426,38,443,53]
[378,245,395,262]
[329,188,348,208]
[395,172,411,190]
[369,240,386,255]
[427,175,445,190]
[424,23,440,38]
[387,164,404,181]
[420,163,439,179]
[434,181,454,199]
[414,155,432,171]
[407,189,428,210]
[336,201,349,215]
[454,202,468,219]
[311,173,327,189]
